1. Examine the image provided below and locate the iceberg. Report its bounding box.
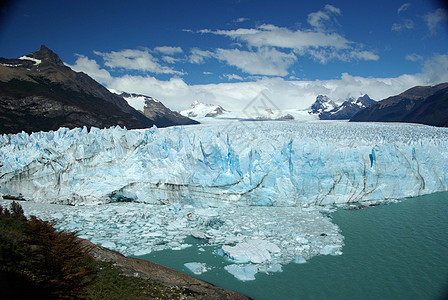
[184,262,208,275]
[221,239,281,264]
[224,264,259,281]
[1,122,447,206]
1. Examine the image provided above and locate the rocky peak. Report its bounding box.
[29,45,64,66]
[356,94,374,106]
[309,95,337,114]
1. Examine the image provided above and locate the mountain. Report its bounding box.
[180,101,229,118]
[0,45,196,134]
[118,92,198,127]
[319,95,375,120]
[309,94,375,120]
[308,95,337,115]
[350,83,448,127]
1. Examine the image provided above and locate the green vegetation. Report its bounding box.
[0,202,187,299]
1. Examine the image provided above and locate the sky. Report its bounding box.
[1,0,448,111]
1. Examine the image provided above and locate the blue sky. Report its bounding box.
[1,0,448,110]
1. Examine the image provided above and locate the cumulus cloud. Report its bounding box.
[161,55,180,64]
[154,46,183,55]
[195,5,378,67]
[307,4,341,31]
[421,54,448,83]
[222,73,243,80]
[202,24,351,51]
[215,48,297,76]
[66,55,112,84]
[188,48,214,64]
[424,8,448,35]
[94,49,184,75]
[67,50,448,112]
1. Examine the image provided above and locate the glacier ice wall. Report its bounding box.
[1,121,448,206]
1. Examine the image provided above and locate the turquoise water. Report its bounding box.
[138,192,448,299]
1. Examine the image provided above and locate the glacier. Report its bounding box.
[1,120,448,280]
[1,121,447,206]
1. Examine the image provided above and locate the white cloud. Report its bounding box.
[307,4,341,31]
[424,8,448,35]
[222,74,243,80]
[154,46,183,55]
[67,54,447,112]
[203,71,213,75]
[234,17,249,23]
[196,5,378,67]
[161,56,180,64]
[94,49,183,74]
[66,55,112,84]
[215,47,297,76]
[189,48,214,64]
[206,24,352,51]
[349,50,380,61]
[405,53,423,61]
[306,49,379,64]
[392,19,414,31]
[398,3,411,14]
[421,54,448,83]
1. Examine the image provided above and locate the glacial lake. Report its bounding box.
[138,192,448,300]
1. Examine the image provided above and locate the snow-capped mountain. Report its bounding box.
[180,101,229,118]
[115,91,198,126]
[309,94,375,120]
[309,95,337,115]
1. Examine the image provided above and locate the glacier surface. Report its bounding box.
[1,121,447,206]
[1,121,448,280]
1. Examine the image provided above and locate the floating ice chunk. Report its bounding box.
[191,230,211,239]
[221,239,281,264]
[184,262,208,275]
[296,237,309,244]
[259,263,283,273]
[133,248,152,256]
[319,244,342,255]
[224,264,258,281]
[294,257,307,264]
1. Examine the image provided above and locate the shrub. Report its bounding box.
[0,202,94,299]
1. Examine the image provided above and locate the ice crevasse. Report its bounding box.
[1,121,447,206]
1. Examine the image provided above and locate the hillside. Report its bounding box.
[0,45,197,134]
[350,83,448,127]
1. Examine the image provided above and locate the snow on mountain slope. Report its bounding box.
[121,93,159,112]
[1,122,447,206]
[180,101,228,118]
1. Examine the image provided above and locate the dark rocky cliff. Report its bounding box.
[0,45,196,134]
[350,83,448,127]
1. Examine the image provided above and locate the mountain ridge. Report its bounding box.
[350,82,448,127]
[0,45,197,134]
[309,94,375,120]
